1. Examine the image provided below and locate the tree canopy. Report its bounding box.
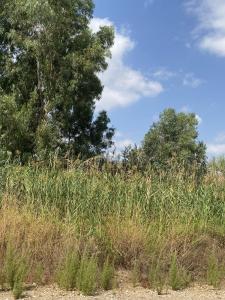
[142,108,206,171]
[0,0,115,161]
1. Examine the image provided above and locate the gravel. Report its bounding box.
[0,285,225,300]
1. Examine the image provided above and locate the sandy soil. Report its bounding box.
[1,285,225,300]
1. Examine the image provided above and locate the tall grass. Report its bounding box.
[0,160,225,295]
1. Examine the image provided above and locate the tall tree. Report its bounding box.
[0,0,114,160]
[142,108,206,171]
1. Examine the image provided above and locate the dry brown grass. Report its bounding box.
[104,216,149,268]
[0,199,81,283]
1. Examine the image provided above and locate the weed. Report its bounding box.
[169,254,190,291]
[12,281,23,299]
[100,258,115,290]
[56,251,80,290]
[77,254,98,295]
[4,243,28,299]
[207,254,222,288]
[149,261,166,295]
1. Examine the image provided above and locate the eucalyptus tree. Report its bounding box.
[0,0,114,160]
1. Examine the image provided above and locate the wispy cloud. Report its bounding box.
[207,132,225,156]
[183,73,204,88]
[113,131,134,152]
[152,68,204,89]
[90,18,163,111]
[186,0,225,57]
[207,144,225,156]
[152,68,176,81]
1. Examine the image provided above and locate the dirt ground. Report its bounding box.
[1,285,225,300]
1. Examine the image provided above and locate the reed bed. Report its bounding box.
[0,161,225,297]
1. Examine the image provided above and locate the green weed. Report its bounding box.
[77,254,98,295]
[207,254,222,288]
[4,244,28,299]
[100,258,115,290]
[56,251,80,290]
[169,254,190,291]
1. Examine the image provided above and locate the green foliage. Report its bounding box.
[4,244,28,299]
[4,161,225,223]
[57,252,114,293]
[122,145,146,172]
[142,108,206,174]
[77,255,98,295]
[12,281,24,299]
[169,254,190,291]
[0,0,114,161]
[100,258,115,290]
[149,265,165,295]
[56,251,80,290]
[207,254,222,288]
[209,156,225,176]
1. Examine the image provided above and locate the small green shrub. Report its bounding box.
[100,258,115,290]
[13,281,23,300]
[207,254,222,288]
[77,255,98,295]
[149,262,166,295]
[56,251,80,290]
[169,254,190,291]
[4,244,28,299]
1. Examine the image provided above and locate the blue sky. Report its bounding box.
[92,0,225,157]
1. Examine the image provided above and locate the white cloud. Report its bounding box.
[207,144,225,156]
[90,18,163,111]
[111,131,134,152]
[183,73,204,88]
[196,114,202,124]
[115,139,133,150]
[152,68,204,89]
[186,0,225,57]
[207,132,225,156]
[152,68,176,81]
[180,105,190,113]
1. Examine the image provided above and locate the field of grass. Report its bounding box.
[0,160,225,298]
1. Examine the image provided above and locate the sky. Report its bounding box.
[91,0,225,157]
